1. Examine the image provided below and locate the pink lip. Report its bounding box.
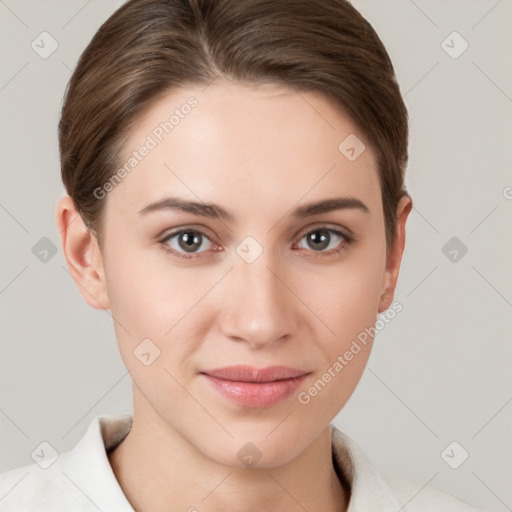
[200,365,309,408]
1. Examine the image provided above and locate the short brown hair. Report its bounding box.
[59,0,410,250]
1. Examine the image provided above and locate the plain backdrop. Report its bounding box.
[0,1,511,511]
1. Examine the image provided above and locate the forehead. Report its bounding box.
[106,78,381,222]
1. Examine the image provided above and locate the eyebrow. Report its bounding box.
[137,195,370,221]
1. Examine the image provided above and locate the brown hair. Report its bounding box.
[59,0,410,251]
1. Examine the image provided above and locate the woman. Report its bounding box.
[0,0,488,510]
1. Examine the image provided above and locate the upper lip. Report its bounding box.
[201,365,309,383]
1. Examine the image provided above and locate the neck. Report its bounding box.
[108,392,349,512]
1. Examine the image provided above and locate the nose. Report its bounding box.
[219,252,299,349]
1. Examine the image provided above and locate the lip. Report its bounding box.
[200,365,310,408]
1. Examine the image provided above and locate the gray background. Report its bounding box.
[1,1,511,510]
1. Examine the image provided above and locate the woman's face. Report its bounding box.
[96,78,405,467]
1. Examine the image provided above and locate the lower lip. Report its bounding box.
[201,373,308,408]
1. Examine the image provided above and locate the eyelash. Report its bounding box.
[159,225,355,261]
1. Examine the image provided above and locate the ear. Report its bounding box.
[55,195,110,310]
[378,194,413,313]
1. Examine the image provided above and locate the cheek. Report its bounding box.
[103,243,231,382]
[293,254,384,419]
[298,244,386,351]
[104,244,215,336]
[103,250,203,396]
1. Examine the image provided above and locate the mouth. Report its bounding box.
[199,365,310,408]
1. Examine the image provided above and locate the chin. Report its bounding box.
[195,420,318,470]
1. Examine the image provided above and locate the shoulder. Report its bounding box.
[382,473,487,512]
[0,414,134,512]
[0,455,95,511]
[330,426,491,512]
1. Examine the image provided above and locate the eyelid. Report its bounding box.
[296,222,355,243]
[159,224,217,243]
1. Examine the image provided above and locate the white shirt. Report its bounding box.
[0,414,487,511]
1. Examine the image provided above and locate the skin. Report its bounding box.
[56,77,412,512]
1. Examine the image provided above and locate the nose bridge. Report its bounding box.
[220,243,295,347]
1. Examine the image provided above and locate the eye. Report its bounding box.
[160,229,215,259]
[159,225,354,261]
[294,227,352,256]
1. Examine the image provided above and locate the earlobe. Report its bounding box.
[378,194,413,313]
[55,195,110,310]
